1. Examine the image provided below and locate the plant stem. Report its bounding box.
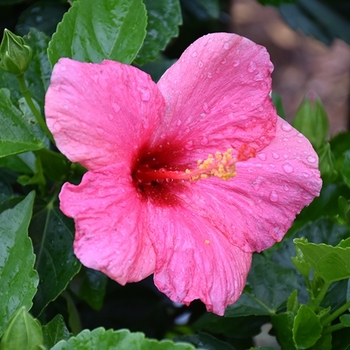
[309,281,331,311]
[16,73,55,144]
[321,299,350,326]
[323,322,346,334]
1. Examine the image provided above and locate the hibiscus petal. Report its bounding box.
[149,205,252,316]
[59,164,156,283]
[45,58,166,170]
[177,117,322,253]
[157,32,276,158]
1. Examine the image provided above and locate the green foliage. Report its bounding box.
[0,89,45,157]
[0,192,38,337]
[135,0,182,65]
[51,328,196,350]
[225,254,298,317]
[48,0,147,66]
[30,199,81,316]
[279,0,350,45]
[42,315,70,349]
[0,307,43,350]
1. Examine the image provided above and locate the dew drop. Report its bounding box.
[142,118,149,129]
[282,163,294,174]
[201,137,208,145]
[221,58,227,65]
[302,172,310,178]
[269,163,275,168]
[191,51,198,57]
[233,60,240,67]
[297,133,304,138]
[257,153,266,161]
[283,137,288,142]
[141,89,150,101]
[223,42,230,50]
[203,102,211,114]
[269,190,279,202]
[307,155,317,163]
[108,113,114,121]
[272,152,280,159]
[112,102,120,113]
[207,72,212,79]
[281,122,292,132]
[176,119,182,126]
[53,122,62,132]
[283,184,290,192]
[198,61,204,68]
[247,61,257,73]
[185,140,194,150]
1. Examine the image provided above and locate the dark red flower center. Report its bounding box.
[131,143,238,206]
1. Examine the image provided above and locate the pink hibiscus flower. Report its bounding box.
[45,33,322,315]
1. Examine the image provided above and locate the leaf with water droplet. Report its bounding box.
[48,0,147,66]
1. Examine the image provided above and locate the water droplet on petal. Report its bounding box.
[233,60,240,67]
[203,102,211,114]
[269,190,279,202]
[112,102,120,113]
[247,61,257,73]
[185,140,194,150]
[176,120,182,126]
[307,155,316,163]
[198,61,204,68]
[283,184,290,191]
[258,153,266,161]
[282,163,294,174]
[302,172,310,178]
[141,89,151,101]
[108,114,114,121]
[191,51,198,57]
[223,42,230,50]
[142,118,149,129]
[272,152,280,159]
[221,58,227,65]
[200,137,208,145]
[283,137,288,142]
[281,122,292,132]
[52,122,62,132]
[207,72,212,78]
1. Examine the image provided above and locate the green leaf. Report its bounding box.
[0,192,38,337]
[0,176,13,204]
[42,315,70,349]
[341,150,350,189]
[225,254,298,317]
[279,0,350,45]
[272,92,286,120]
[30,198,81,316]
[294,238,350,283]
[178,332,235,350]
[16,1,69,37]
[0,89,45,158]
[70,267,108,310]
[271,312,296,350]
[293,305,322,349]
[197,0,220,18]
[48,0,147,66]
[292,92,329,150]
[0,151,35,174]
[37,149,70,182]
[51,328,196,349]
[135,0,182,65]
[340,314,350,327]
[309,332,332,350]
[0,307,43,350]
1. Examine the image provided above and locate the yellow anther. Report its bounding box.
[190,148,236,181]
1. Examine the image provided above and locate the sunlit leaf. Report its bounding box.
[48,0,147,66]
[51,328,196,349]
